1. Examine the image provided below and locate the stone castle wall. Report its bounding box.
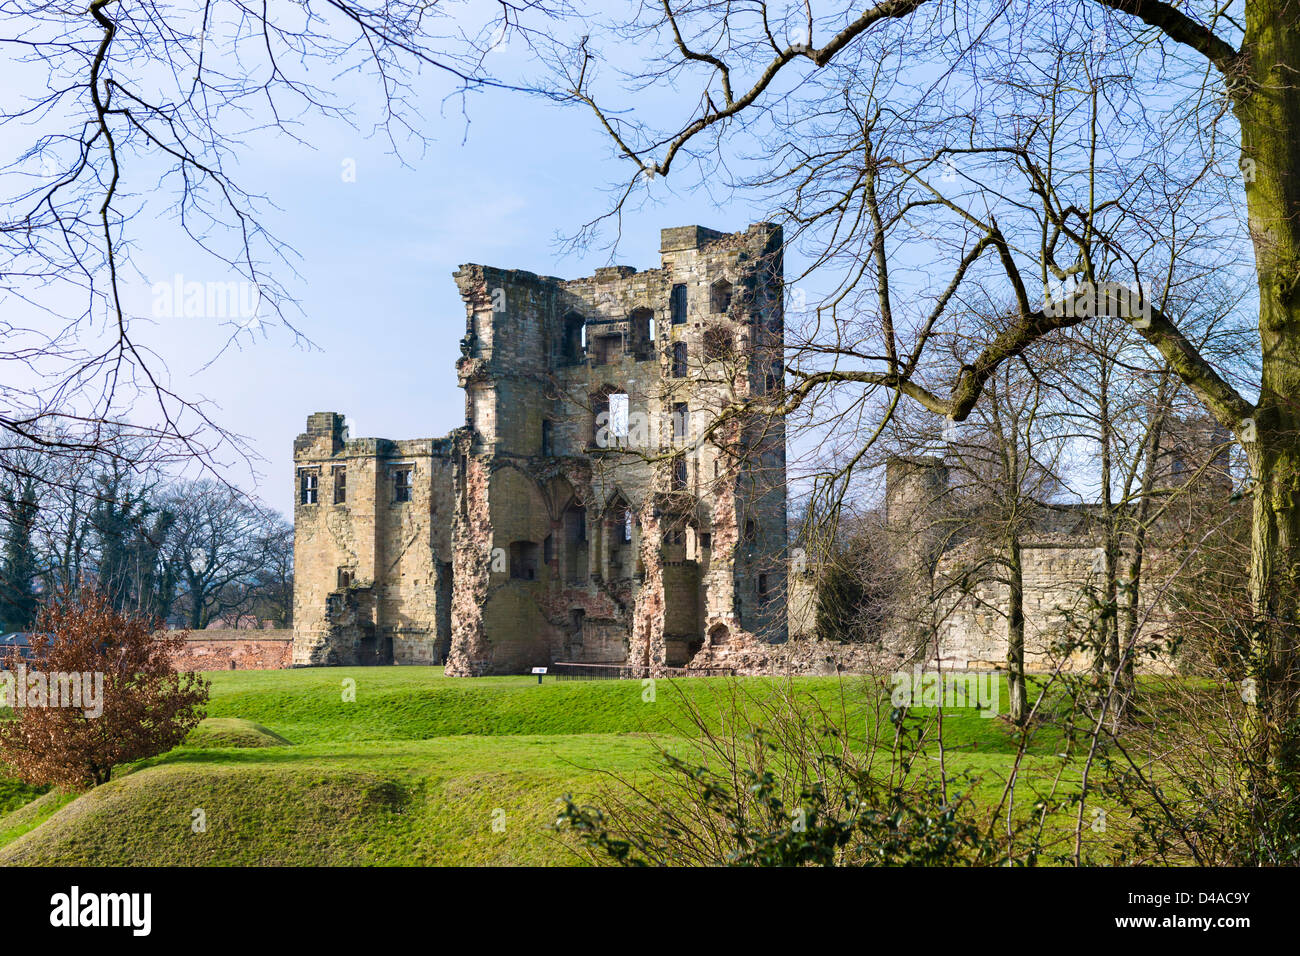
[293,223,792,675]
[886,450,1226,675]
[292,412,457,666]
[290,222,1215,680]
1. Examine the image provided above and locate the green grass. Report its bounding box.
[0,775,48,814]
[0,667,1086,866]
[184,717,292,749]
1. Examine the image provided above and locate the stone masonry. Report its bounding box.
[293,224,790,674]
[878,419,1233,674]
[169,630,294,671]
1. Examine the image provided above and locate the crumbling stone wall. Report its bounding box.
[294,223,794,675]
[444,222,789,675]
[881,453,1214,675]
[290,223,1217,679]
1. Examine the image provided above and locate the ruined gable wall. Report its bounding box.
[663,224,789,667]
[447,445,494,675]
[445,224,790,675]
[295,225,792,676]
[555,265,670,667]
[292,413,359,665]
[373,438,455,664]
[449,267,568,673]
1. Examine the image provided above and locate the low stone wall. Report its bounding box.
[166,630,294,672]
[685,634,894,676]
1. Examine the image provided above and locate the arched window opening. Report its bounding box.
[710,278,733,314]
[562,312,585,364]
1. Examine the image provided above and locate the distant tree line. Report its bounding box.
[0,444,292,634]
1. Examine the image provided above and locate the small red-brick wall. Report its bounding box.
[165,629,294,671]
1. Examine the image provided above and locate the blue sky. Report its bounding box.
[114,45,778,514]
[3,2,1253,517]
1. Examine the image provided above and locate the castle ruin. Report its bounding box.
[292,223,790,675]
[879,417,1233,674]
[291,221,1233,680]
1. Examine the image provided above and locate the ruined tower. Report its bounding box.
[292,413,457,665]
[293,223,790,674]
[885,454,951,567]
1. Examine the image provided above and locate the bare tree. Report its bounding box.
[165,478,276,629]
[1,1,564,471]
[916,322,1070,724]
[247,516,294,629]
[1,439,292,627]
[541,0,1300,792]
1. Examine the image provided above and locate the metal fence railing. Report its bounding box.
[551,662,634,681]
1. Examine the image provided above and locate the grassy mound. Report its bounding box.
[195,667,1046,751]
[0,667,1060,865]
[184,717,291,749]
[0,735,659,865]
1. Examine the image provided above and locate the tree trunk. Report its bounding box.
[1093,358,1122,701]
[1236,2,1300,783]
[1118,396,1167,721]
[1006,533,1027,725]
[1244,441,1300,778]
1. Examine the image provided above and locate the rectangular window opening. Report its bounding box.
[393,467,413,503]
[671,456,687,491]
[672,402,689,443]
[299,470,319,505]
[670,284,688,325]
[610,393,630,441]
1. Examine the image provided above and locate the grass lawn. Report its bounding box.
[0,667,1099,866]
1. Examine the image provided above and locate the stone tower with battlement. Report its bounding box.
[293,223,790,673]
